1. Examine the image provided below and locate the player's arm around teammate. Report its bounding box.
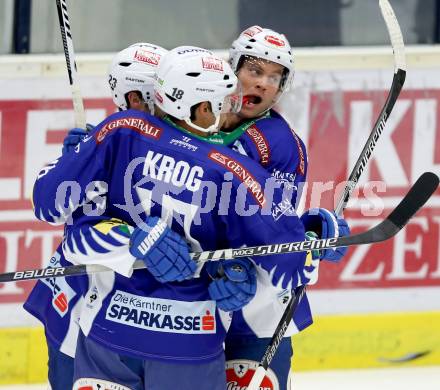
[31,48,286,390]
[26,43,172,390]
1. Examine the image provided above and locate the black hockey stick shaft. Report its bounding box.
[1,172,437,284]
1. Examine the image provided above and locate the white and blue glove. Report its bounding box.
[300,208,350,262]
[129,216,196,283]
[62,124,94,155]
[206,259,257,312]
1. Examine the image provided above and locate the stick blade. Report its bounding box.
[338,172,439,247]
[387,172,439,229]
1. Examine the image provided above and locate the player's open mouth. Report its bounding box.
[243,95,262,107]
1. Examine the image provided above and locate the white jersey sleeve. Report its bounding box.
[63,216,136,277]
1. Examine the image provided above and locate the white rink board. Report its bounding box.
[1,366,440,390]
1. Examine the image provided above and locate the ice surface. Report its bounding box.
[0,366,439,390]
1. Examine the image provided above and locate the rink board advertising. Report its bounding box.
[0,63,439,383]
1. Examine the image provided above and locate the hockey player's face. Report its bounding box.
[237,57,284,118]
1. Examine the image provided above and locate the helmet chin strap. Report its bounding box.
[184,114,221,135]
[146,100,155,115]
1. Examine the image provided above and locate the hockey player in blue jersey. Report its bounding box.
[27,32,348,389]
[214,26,351,389]
[24,42,169,390]
[32,47,319,390]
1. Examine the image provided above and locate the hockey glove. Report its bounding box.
[300,208,350,262]
[62,124,94,155]
[300,231,321,285]
[206,259,257,312]
[129,216,196,283]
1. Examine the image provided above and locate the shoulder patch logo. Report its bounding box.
[246,125,270,166]
[208,150,266,207]
[95,117,162,143]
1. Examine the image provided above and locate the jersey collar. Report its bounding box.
[163,112,271,146]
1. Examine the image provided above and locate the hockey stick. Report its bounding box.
[193,174,438,261]
[55,0,86,128]
[1,172,437,283]
[334,0,406,214]
[247,1,406,388]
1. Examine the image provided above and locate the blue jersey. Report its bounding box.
[233,110,307,196]
[23,245,86,357]
[223,110,312,337]
[24,216,135,357]
[31,109,309,362]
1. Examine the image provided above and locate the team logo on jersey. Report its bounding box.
[40,250,77,317]
[271,169,297,184]
[93,218,130,235]
[170,135,198,151]
[106,291,216,334]
[82,134,93,143]
[201,57,224,72]
[208,150,266,207]
[202,310,215,331]
[271,198,295,221]
[264,35,285,47]
[226,359,279,390]
[95,117,162,143]
[85,286,99,309]
[242,25,263,38]
[233,362,249,378]
[134,48,161,66]
[246,125,270,166]
[277,289,291,306]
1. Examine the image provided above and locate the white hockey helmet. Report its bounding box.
[108,42,168,112]
[154,46,241,134]
[229,26,294,93]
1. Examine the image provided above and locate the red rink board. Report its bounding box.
[304,88,440,289]
[0,98,115,303]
